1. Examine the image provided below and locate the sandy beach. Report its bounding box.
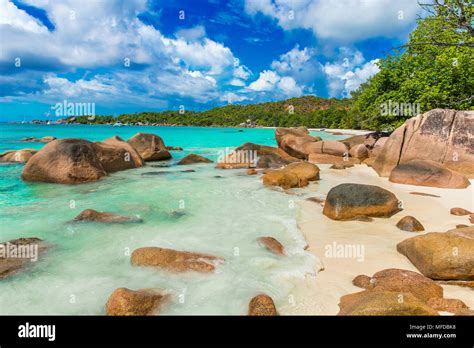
[284,164,474,315]
[309,128,372,136]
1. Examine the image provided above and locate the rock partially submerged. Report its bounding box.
[131,247,223,273]
[166,146,183,151]
[22,136,56,143]
[256,237,286,256]
[0,237,48,279]
[323,183,401,220]
[0,149,37,163]
[22,139,107,184]
[105,288,169,316]
[373,109,474,177]
[389,160,470,189]
[216,142,298,169]
[127,133,171,161]
[262,162,320,189]
[73,209,142,223]
[94,136,144,173]
[177,154,213,165]
[397,226,474,280]
[396,216,425,232]
[248,294,278,316]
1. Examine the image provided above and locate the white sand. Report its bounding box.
[283,164,474,315]
[309,128,372,136]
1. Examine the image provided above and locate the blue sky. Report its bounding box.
[0,0,422,121]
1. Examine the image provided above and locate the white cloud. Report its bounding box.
[161,37,235,75]
[248,70,302,97]
[0,0,250,106]
[323,49,380,97]
[245,0,419,42]
[220,92,248,103]
[277,76,302,96]
[0,0,47,33]
[343,59,380,93]
[175,25,206,41]
[229,79,246,87]
[248,70,280,91]
[270,45,324,87]
[271,45,312,73]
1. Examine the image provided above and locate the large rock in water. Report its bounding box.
[389,160,470,189]
[131,247,223,273]
[73,209,142,223]
[0,149,37,163]
[337,290,438,316]
[397,226,474,280]
[248,294,278,316]
[262,162,320,189]
[275,127,322,159]
[373,109,474,177]
[22,139,107,184]
[22,136,56,143]
[94,136,144,173]
[177,154,213,165]
[0,237,48,279]
[105,288,169,316]
[256,237,286,256]
[323,183,401,220]
[127,133,171,161]
[216,142,298,169]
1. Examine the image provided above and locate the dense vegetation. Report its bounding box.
[73,0,473,131]
[351,0,473,130]
[73,96,353,128]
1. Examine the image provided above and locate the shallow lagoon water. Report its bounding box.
[0,124,341,314]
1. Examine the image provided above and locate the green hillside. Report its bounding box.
[72,95,354,128]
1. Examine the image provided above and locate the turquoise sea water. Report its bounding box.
[0,124,341,314]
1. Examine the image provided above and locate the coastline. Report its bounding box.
[285,164,474,315]
[4,122,372,137]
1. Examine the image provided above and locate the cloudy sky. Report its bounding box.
[0,0,422,120]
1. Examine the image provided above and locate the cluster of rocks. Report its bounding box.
[339,268,468,315]
[3,132,187,184]
[272,109,473,189]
